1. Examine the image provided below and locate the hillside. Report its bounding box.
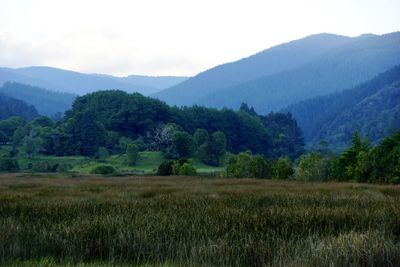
[0,67,187,96]
[0,82,77,117]
[285,65,400,148]
[199,32,400,113]
[153,33,352,105]
[119,75,188,95]
[0,93,39,120]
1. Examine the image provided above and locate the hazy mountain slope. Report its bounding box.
[9,66,145,95]
[1,67,187,96]
[0,68,62,90]
[0,93,39,120]
[200,32,400,113]
[0,82,77,117]
[285,65,400,147]
[119,75,188,94]
[153,33,352,105]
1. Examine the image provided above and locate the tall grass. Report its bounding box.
[0,175,399,266]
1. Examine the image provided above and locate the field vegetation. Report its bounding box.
[0,174,399,266]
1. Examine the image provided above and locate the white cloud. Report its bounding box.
[0,0,399,76]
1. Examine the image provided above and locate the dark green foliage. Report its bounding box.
[63,90,303,157]
[273,157,294,180]
[0,116,26,139]
[306,131,400,184]
[196,130,227,166]
[118,136,134,154]
[180,106,273,155]
[193,128,209,147]
[23,132,42,159]
[90,165,116,175]
[368,131,400,183]
[227,152,272,179]
[248,154,272,178]
[157,160,175,176]
[262,112,305,159]
[335,133,371,181]
[68,90,178,140]
[0,157,19,172]
[0,82,76,116]
[39,128,72,156]
[66,111,107,157]
[96,147,109,160]
[0,93,39,120]
[179,162,197,176]
[126,143,139,166]
[172,131,195,159]
[31,116,55,128]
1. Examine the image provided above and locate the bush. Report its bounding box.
[32,161,59,172]
[295,153,328,181]
[126,143,139,166]
[90,165,116,175]
[273,157,294,180]
[179,162,197,176]
[157,160,175,176]
[0,157,19,172]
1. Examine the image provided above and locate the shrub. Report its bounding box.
[273,157,294,180]
[0,157,19,172]
[90,165,116,175]
[157,160,174,176]
[295,153,328,181]
[126,143,139,166]
[179,162,197,176]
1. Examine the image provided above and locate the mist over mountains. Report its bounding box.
[0,66,188,96]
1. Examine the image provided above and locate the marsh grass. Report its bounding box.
[0,174,399,266]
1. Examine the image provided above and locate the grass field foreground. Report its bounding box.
[0,174,399,266]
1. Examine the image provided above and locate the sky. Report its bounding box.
[0,0,399,76]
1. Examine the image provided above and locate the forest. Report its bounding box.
[0,88,398,184]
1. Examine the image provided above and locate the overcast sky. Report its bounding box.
[1,0,399,76]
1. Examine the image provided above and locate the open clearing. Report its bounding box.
[0,173,399,266]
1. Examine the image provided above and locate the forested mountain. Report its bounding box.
[0,82,77,117]
[153,33,352,106]
[154,32,400,114]
[0,67,187,96]
[199,32,400,113]
[0,93,39,120]
[285,65,400,148]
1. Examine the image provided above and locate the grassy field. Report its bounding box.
[0,174,399,266]
[4,150,223,175]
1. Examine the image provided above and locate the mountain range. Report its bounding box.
[153,32,400,114]
[0,67,188,96]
